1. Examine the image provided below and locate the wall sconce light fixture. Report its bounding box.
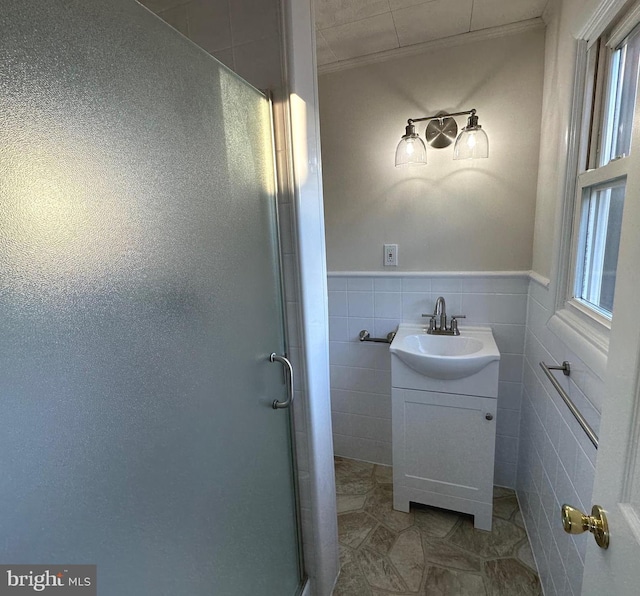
[395,109,489,167]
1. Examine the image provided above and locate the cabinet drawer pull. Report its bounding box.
[485,413,493,421]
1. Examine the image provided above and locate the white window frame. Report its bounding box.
[551,1,640,379]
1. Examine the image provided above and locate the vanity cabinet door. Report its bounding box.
[392,388,497,530]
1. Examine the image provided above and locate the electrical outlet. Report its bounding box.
[384,244,398,267]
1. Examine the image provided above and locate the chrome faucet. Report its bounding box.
[434,296,446,331]
[422,296,466,335]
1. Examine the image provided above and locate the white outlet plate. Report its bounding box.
[384,244,398,267]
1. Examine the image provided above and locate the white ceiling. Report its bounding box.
[314,0,549,69]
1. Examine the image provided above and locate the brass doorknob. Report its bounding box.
[561,504,609,549]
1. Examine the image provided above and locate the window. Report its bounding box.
[575,180,625,315]
[569,18,640,323]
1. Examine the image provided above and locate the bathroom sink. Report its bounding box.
[390,323,500,380]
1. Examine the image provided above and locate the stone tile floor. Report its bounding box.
[333,457,541,595]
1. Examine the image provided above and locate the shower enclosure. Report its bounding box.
[0,1,303,594]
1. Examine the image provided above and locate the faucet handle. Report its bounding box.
[450,315,466,335]
[421,314,437,333]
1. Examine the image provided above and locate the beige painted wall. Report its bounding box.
[530,0,579,278]
[530,0,606,278]
[319,28,545,272]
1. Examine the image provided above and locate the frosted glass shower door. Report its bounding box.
[0,1,302,595]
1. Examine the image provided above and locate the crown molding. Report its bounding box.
[317,18,545,76]
[575,0,630,41]
[541,0,557,25]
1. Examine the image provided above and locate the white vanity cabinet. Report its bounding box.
[390,324,500,531]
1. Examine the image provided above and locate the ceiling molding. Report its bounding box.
[541,0,557,25]
[575,0,631,41]
[317,18,545,76]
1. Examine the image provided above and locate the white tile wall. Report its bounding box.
[138,0,282,91]
[328,272,529,486]
[517,280,601,596]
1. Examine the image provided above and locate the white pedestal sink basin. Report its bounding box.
[389,323,500,380]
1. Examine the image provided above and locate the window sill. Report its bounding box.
[548,306,609,380]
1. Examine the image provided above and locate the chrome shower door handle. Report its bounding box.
[270,353,294,409]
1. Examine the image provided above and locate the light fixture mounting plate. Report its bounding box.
[426,112,458,149]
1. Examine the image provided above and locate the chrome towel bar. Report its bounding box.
[539,361,598,449]
[359,330,396,344]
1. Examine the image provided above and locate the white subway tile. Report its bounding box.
[566,380,600,435]
[499,354,524,383]
[550,496,571,569]
[347,277,373,291]
[541,437,559,492]
[492,324,526,355]
[573,448,595,511]
[540,469,556,523]
[495,435,519,464]
[333,412,392,442]
[329,365,352,390]
[347,291,374,317]
[328,291,348,316]
[233,36,282,91]
[282,254,298,302]
[287,347,302,391]
[497,407,521,437]
[334,365,367,392]
[564,541,584,595]
[529,278,551,309]
[544,393,562,450]
[460,276,494,294]
[431,277,462,293]
[369,336,391,370]
[547,537,567,596]
[374,292,402,319]
[278,203,293,254]
[327,276,347,291]
[373,318,401,341]
[557,421,578,479]
[498,381,523,411]
[329,316,349,341]
[286,300,301,348]
[402,293,430,322]
[333,433,392,465]
[292,392,307,433]
[374,277,402,292]
[330,411,350,436]
[229,0,279,45]
[329,341,350,365]
[491,293,528,324]
[345,342,382,369]
[494,460,517,488]
[555,464,579,512]
[374,368,392,394]
[331,389,391,419]
[461,292,493,323]
[348,317,374,342]
[187,0,232,50]
[401,277,431,292]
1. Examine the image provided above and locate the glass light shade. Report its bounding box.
[453,125,489,160]
[395,128,427,167]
